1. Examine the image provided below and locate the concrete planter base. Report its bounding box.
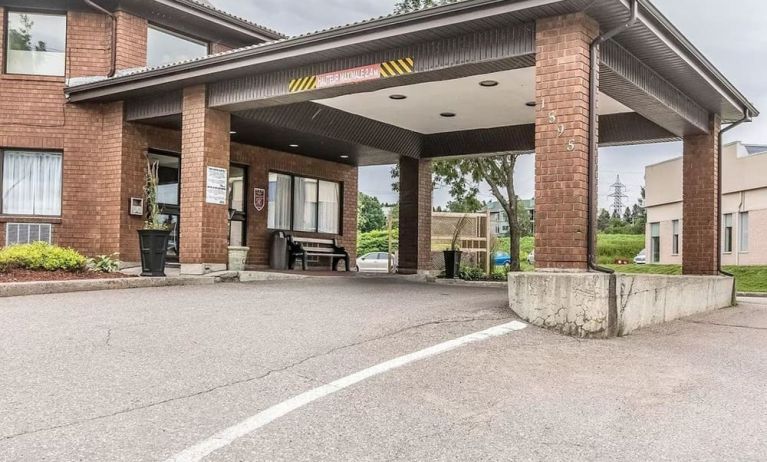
[509,272,735,338]
[228,246,250,272]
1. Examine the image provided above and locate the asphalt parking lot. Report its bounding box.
[1,279,765,461]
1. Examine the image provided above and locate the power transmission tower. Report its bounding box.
[607,175,629,217]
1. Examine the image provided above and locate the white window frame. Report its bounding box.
[1,149,63,217]
[267,172,343,235]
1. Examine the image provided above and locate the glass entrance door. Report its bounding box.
[148,152,181,261]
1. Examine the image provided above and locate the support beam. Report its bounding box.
[398,157,432,274]
[682,114,721,275]
[534,13,598,271]
[180,85,231,275]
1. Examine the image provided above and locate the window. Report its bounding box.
[2,150,62,216]
[739,212,749,252]
[147,25,208,68]
[268,172,342,234]
[672,220,680,255]
[5,11,67,76]
[228,165,247,247]
[650,222,660,263]
[723,214,733,253]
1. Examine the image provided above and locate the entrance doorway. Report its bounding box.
[148,151,181,262]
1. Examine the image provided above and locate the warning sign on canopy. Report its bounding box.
[315,64,381,89]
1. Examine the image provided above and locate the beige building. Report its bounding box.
[645,142,767,266]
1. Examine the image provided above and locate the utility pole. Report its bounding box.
[607,175,629,217]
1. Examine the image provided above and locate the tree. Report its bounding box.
[446,196,484,213]
[623,207,633,223]
[357,192,386,233]
[598,209,611,231]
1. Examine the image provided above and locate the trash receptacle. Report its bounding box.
[270,231,289,270]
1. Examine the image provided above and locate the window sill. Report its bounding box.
[1,74,65,83]
[0,215,62,224]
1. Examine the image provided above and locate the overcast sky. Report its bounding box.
[211,0,766,209]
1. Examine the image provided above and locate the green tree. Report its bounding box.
[357,192,387,233]
[598,209,611,231]
[623,207,633,223]
[446,196,484,213]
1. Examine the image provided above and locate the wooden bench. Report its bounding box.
[287,236,350,271]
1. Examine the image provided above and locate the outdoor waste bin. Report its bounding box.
[270,231,289,270]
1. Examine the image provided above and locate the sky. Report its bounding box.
[210,0,766,210]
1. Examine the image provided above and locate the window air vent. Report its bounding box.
[6,223,53,246]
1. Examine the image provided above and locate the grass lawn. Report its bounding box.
[607,264,767,293]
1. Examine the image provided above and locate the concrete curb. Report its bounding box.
[0,276,215,298]
[737,292,767,298]
[433,278,507,288]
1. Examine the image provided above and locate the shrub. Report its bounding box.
[458,265,485,281]
[0,242,88,273]
[358,229,398,256]
[88,254,120,273]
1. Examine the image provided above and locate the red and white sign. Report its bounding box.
[315,64,381,89]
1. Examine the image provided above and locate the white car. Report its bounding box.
[634,249,647,265]
[355,252,397,273]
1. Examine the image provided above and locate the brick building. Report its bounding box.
[0,0,757,276]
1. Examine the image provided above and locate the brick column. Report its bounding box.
[180,85,231,275]
[398,157,432,274]
[115,11,147,70]
[682,115,721,275]
[534,13,599,271]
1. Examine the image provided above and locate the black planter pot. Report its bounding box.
[138,229,171,277]
[443,250,463,279]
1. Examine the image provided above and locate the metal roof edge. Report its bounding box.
[635,0,759,118]
[164,0,286,41]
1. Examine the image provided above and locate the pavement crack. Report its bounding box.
[0,315,513,442]
[683,320,767,331]
[104,328,112,347]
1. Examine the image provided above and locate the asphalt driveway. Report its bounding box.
[0,279,765,461]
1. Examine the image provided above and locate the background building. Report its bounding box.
[645,142,767,265]
[486,199,535,237]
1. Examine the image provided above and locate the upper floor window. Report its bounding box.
[5,11,67,76]
[147,26,208,68]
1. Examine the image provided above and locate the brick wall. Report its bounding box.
[115,11,148,69]
[534,13,599,271]
[230,143,358,268]
[398,157,432,273]
[682,115,721,275]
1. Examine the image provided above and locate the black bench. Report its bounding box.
[287,236,350,271]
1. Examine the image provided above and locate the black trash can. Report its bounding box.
[270,231,289,270]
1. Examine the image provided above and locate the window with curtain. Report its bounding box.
[739,212,749,252]
[2,150,62,216]
[5,11,67,76]
[268,173,292,230]
[293,177,318,232]
[147,25,208,68]
[267,172,342,234]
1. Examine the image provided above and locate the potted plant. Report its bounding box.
[138,159,171,277]
[443,214,470,279]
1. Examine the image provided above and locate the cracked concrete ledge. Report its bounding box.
[434,279,507,289]
[0,276,216,298]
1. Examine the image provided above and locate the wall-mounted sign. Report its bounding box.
[254,188,266,212]
[289,58,415,93]
[129,197,144,216]
[206,166,228,205]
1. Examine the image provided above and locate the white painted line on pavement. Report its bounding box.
[164,320,527,462]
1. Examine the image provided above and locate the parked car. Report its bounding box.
[494,251,512,269]
[355,252,396,273]
[634,249,647,265]
[527,250,535,265]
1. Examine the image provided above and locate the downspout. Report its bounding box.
[83,0,117,77]
[587,0,639,275]
[587,0,638,337]
[717,108,751,278]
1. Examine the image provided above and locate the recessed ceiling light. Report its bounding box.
[440,112,457,118]
[340,155,350,159]
[229,131,237,135]
[389,94,407,100]
[479,80,499,87]
[525,101,537,107]
[289,144,299,148]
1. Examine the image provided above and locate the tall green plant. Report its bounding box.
[144,158,169,231]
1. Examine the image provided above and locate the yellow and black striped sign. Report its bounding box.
[380,57,415,78]
[289,75,317,93]
[288,57,415,93]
